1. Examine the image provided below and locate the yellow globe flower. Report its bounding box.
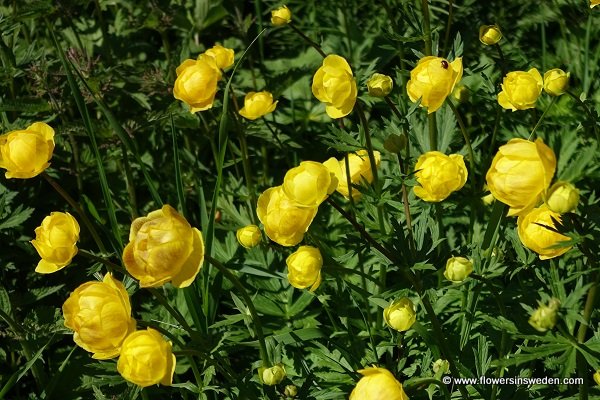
[546,181,579,214]
[517,206,572,260]
[323,150,381,200]
[282,161,337,207]
[0,122,55,179]
[259,364,286,385]
[594,370,600,386]
[350,367,409,400]
[117,328,175,387]
[204,44,235,70]
[543,68,569,96]
[257,186,317,246]
[367,73,393,97]
[479,24,502,46]
[383,298,416,332]
[62,274,136,359]
[413,151,468,202]
[406,56,463,113]
[497,68,543,111]
[591,0,600,8]
[486,138,556,216]
[31,211,80,274]
[312,55,357,119]
[239,91,278,120]
[444,256,473,283]
[528,299,560,332]
[236,224,262,249]
[123,205,205,288]
[271,5,292,26]
[173,54,222,113]
[286,246,322,291]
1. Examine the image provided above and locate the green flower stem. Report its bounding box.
[567,90,600,143]
[527,96,557,140]
[420,0,433,56]
[447,99,476,187]
[441,0,454,56]
[343,154,356,212]
[175,349,237,382]
[205,255,271,368]
[148,288,197,337]
[42,172,107,254]
[577,270,600,343]
[495,44,508,77]
[288,23,327,58]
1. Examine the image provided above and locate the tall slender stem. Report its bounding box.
[42,172,107,254]
[577,271,600,343]
[448,100,476,187]
[420,0,433,56]
[205,255,270,367]
[527,96,557,140]
[288,24,327,58]
[442,0,454,55]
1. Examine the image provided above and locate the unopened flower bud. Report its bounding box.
[383,298,416,332]
[479,24,502,46]
[271,5,291,26]
[529,298,560,332]
[284,384,298,397]
[367,73,393,97]
[546,181,579,214]
[543,69,570,96]
[236,225,262,249]
[259,364,286,386]
[433,359,450,374]
[594,370,600,386]
[444,256,473,283]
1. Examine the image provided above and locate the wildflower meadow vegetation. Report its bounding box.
[1,0,600,399]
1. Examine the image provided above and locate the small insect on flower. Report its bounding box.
[441,60,449,69]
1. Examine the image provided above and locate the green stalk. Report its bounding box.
[288,23,327,58]
[447,100,476,186]
[441,0,454,56]
[527,96,557,140]
[420,0,433,56]
[577,271,600,343]
[205,255,270,367]
[428,113,438,151]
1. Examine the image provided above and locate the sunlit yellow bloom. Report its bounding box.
[350,367,409,400]
[271,5,292,26]
[406,56,463,113]
[239,91,278,120]
[546,181,579,214]
[497,69,543,111]
[323,150,380,200]
[528,298,560,332]
[62,274,136,359]
[257,186,317,246]
[286,246,322,291]
[479,24,502,46]
[173,54,222,113]
[543,68,569,96]
[282,161,337,207]
[312,55,357,118]
[594,370,600,385]
[117,328,175,387]
[591,0,600,8]
[486,138,556,216]
[383,298,416,332]
[444,257,473,283]
[236,225,262,249]
[204,45,235,70]
[413,151,467,202]
[367,73,393,97]
[517,206,572,260]
[31,211,80,274]
[123,205,205,288]
[259,364,286,385]
[0,122,55,179]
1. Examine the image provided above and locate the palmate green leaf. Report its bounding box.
[321,125,363,153]
[0,204,33,231]
[272,328,326,345]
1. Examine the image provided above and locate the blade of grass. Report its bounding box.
[170,113,186,215]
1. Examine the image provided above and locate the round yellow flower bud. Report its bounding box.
[517,206,572,260]
[367,73,393,97]
[546,181,579,214]
[239,91,278,120]
[259,364,286,385]
[479,24,502,46]
[323,150,381,200]
[528,299,560,332]
[413,151,468,202]
[312,55,357,119]
[286,246,322,291]
[591,0,600,8]
[31,211,80,274]
[497,68,543,111]
[236,225,262,249]
[594,370,600,386]
[406,56,463,114]
[257,186,317,246]
[117,328,176,387]
[284,385,298,397]
[350,367,409,400]
[383,298,416,332]
[173,54,222,113]
[486,138,556,217]
[282,161,337,207]
[543,68,570,96]
[204,44,235,70]
[271,5,292,26]
[444,256,473,283]
[123,205,205,288]
[62,274,136,359]
[433,359,449,375]
[0,122,55,179]
[452,85,470,103]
